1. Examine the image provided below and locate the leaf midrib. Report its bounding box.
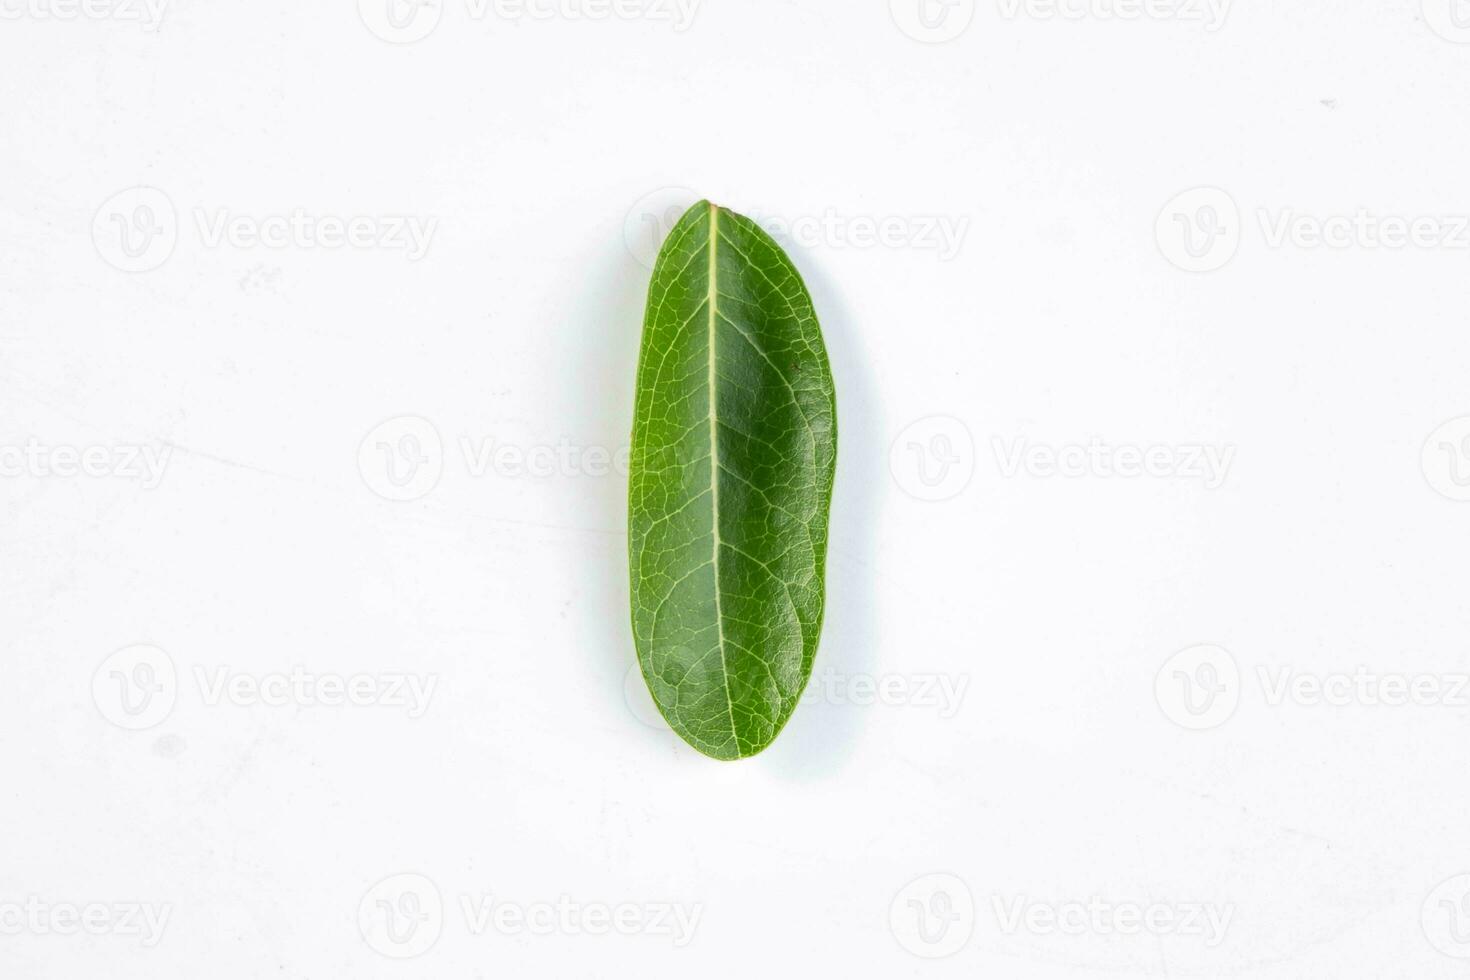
[704,203,739,750]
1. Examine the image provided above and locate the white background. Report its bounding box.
[4,0,1470,976]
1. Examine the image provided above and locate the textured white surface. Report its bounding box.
[3,1,1470,976]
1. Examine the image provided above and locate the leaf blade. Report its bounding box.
[629,201,837,760]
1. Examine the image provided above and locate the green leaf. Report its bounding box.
[628,200,838,760]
